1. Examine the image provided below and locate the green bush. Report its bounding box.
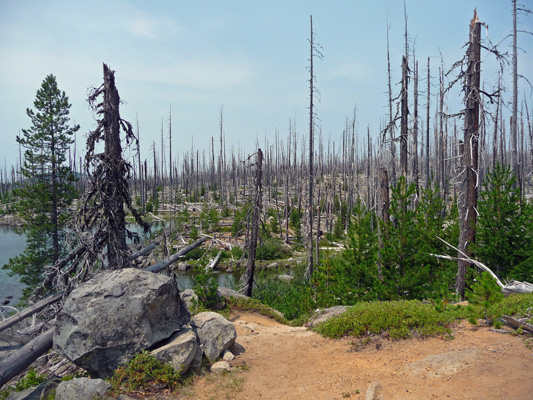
[492,292,533,317]
[466,272,504,325]
[231,246,244,259]
[193,267,220,310]
[314,300,473,340]
[255,238,285,260]
[252,266,315,321]
[0,368,47,400]
[109,351,183,395]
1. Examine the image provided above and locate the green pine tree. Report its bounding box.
[3,74,79,292]
[466,271,504,325]
[475,163,533,281]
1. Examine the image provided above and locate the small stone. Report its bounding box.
[230,342,246,355]
[223,350,235,361]
[210,361,231,373]
[365,381,383,400]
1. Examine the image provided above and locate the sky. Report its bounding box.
[1,0,532,171]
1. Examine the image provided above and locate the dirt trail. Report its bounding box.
[176,312,533,400]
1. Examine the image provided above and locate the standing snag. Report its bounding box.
[456,11,482,298]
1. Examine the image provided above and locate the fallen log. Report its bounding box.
[0,328,54,387]
[502,315,533,335]
[432,236,533,295]
[0,292,63,334]
[205,251,222,272]
[129,243,156,261]
[145,237,208,274]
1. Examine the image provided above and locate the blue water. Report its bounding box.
[0,226,27,307]
[0,224,239,308]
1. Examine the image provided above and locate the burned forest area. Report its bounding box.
[1,4,533,400]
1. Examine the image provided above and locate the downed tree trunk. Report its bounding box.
[433,236,533,295]
[0,329,54,387]
[145,237,208,273]
[0,293,63,334]
[502,315,533,335]
[129,243,156,261]
[205,251,221,272]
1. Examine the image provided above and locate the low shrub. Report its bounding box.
[313,300,473,340]
[109,351,183,395]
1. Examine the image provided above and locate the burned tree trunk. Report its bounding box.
[244,149,263,297]
[400,56,409,179]
[80,63,148,272]
[456,12,481,298]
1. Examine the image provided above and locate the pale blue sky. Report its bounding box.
[1,0,531,170]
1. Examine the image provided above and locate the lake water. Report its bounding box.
[0,225,239,309]
[0,226,27,308]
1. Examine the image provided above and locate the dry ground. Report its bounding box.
[170,311,533,400]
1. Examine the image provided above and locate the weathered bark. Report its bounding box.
[244,149,263,297]
[400,55,409,179]
[456,12,481,298]
[0,293,62,334]
[386,21,397,186]
[413,60,419,193]
[307,15,315,278]
[426,57,431,186]
[502,315,533,335]
[103,64,128,269]
[146,237,207,274]
[511,0,519,187]
[377,167,390,280]
[0,329,54,387]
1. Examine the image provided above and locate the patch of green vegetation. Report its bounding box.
[109,351,183,395]
[313,300,473,340]
[252,265,315,321]
[466,271,504,325]
[255,237,288,260]
[227,295,288,325]
[0,368,47,400]
[490,292,533,318]
[231,246,244,259]
[192,266,220,310]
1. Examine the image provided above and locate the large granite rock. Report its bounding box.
[54,268,189,378]
[55,378,110,400]
[191,312,236,363]
[150,327,199,375]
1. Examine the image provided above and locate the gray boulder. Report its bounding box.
[150,327,199,375]
[54,268,189,378]
[217,286,245,300]
[307,305,349,327]
[55,378,110,400]
[276,274,294,282]
[210,360,231,373]
[191,312,236,363]
[180,289,199,311]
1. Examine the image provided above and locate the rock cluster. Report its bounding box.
[53,268,239,383]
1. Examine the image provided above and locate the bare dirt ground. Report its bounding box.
[172,311,533,400]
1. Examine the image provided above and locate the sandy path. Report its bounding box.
[175,311,533,400]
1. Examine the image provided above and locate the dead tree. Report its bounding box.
[386,20,397,186]
[426,57,431,186]
[400,2,409,179]
[243,149,263,297]
[306,15,322,278]
[456,11,481,297]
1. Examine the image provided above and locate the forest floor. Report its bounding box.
[144,311,533,400]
